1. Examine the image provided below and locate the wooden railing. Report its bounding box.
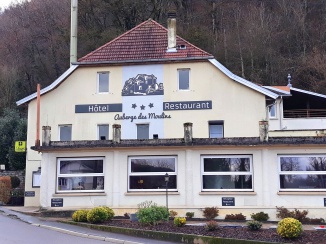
[283,109,326,118]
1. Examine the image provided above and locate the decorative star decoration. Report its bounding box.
[148,103,154,108]
[140,105,145,110]
[131,103,137,109]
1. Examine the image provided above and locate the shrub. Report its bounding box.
[276,206,308,222]
[246,220,262,231]
[205,220,218,231]
[225,213,246,221]
[202,207,219,220]
[10,176,21,189]
[72,210,89,222]
[137,206,169,225]
[174,217,186,227]
[250,212,269,221]
[277,217,303,238]
[169,210,178,218]
[0,176,11,204]
[87,207,109,223]
[101,206,115,220]
[137,200,154,209]
[186,212,194,218]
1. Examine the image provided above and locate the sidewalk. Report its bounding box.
[0,206,176,244]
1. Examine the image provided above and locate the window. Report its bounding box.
[209,121,224,138]
[279,155,326,191]
[57,157,104,192]
[137,124,149,139]
[269,104,276,118]
[128,156,177,191]
[201,155,253,191]
[178,69,189,90]
[98,72,109,93]
[98,124,109,140]
[59,125,72,141]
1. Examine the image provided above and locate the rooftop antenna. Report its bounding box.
[287,74,292,87]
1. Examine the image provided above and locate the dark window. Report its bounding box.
[128,156,177,191]
[209,121,224,138]
[137,124,149,139]
[178,69,189,90]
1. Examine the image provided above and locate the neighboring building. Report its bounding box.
[17,17,326,220]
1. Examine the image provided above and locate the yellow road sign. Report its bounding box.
[15,141,26,152]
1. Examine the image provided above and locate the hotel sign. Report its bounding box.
[75,104,122,113]
[163,100,212,111]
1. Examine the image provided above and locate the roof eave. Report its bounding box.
[209,59,279,99]
[16,65,79,106]
[74,56,214,65]
[290,87,326,99]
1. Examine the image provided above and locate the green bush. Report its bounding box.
[174,217,186,227]
[202,207,219,220]
[205,220,218,231]
[277,217,303,238]
[250,212,269,221]
[10,176,21,189]
[72,209,89,222]
[246,220,262,231]
[186,212,194,218]
[101,206,115,220]
[87,207,109,223]
[137,206,169,225]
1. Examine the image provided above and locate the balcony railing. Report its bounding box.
[283,109,326,118]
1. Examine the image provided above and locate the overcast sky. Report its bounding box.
[0,0,27,10]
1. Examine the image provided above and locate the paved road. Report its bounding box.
[0,207,177,244]
[0,213,109,244]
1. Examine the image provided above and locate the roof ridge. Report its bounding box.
[79,19,158,61]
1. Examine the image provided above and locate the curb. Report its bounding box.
[31,223,143,244]
[62,221,277,244]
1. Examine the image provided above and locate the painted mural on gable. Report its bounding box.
[121,74,164,96]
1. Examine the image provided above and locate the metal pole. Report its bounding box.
[166,181,168,210]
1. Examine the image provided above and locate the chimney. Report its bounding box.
[70,0,78,65]
[167,11,177,52]
[259,121,269,142]
[112,124,121,143]
[42,126,51,146]
[184,122,193,143]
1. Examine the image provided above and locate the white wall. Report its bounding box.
[39,146,326,221]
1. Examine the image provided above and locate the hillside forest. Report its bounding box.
[0,0,326,170]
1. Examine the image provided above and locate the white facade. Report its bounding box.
[17,19,326,221]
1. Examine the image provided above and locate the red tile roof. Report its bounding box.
[78,19,213,64]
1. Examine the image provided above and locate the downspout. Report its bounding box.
[35,84,41,147]
[70,0,78,65]
[279,97,284,130]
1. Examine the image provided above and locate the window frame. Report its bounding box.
[97,72,109,93]
[269,104,277,119]
[56,157,105,193]
[128,155,178,192]
[137,123,149,139]
[98,124,109,140]
[178,69,190,91]
[278,154,326,192]
[58,124,72,141]
[209,120,224,138]
[201,155,253,192]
